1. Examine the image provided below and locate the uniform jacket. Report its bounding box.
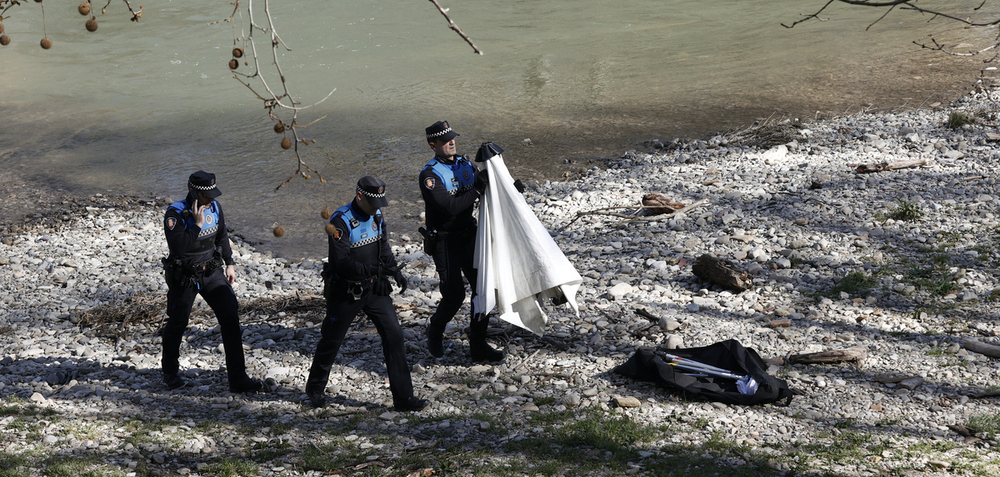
[328,200,397,282]
[164,193,234,266]
[419,155,480,233]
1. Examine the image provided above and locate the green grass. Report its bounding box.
[888,200,924,221]
[968,412,1000,438]
[41,455,122,477]
[828,271,875,297]
[945,111,974,129]
[205,458,259,477]
[0,452,31,477]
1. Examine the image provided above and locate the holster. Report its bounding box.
[418,227,440,255]
[326,279,369,303]
[161,251,223,289]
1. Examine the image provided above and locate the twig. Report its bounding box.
[559,198,710,231]
[428,0,483,55]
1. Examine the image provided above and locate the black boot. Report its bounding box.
[426,320,446,358]
[469,314,504,363]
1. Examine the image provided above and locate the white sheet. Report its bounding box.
[473,153,582,335]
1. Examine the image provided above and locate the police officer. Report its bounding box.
[419,121,504,363]
[305,176,429,412]
[161,171,264,393]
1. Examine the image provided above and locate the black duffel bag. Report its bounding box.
[613,339,794,406]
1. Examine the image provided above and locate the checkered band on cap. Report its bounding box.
[357,184,385,199]
[426,124,454,139]
[427,127,453,139]
[188,180,218,192]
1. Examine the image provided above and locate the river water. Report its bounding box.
[0,0,990,259]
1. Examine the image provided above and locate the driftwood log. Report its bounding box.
[853,158,928,173]
[691,254,752,292]
[786,346,867,365]
[559,198,709,231]
[640,193,686,215]
[962,339,1000,358]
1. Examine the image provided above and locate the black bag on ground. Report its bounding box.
[613,339,794,406]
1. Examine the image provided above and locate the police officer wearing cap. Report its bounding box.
[419,121,504,363]
[305,176,428,412]
[161,171,264,393]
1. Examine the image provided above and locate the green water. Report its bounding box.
[0,0,990,258]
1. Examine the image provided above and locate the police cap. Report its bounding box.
[188,171,222,199]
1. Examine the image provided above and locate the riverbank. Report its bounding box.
[3,85,1000,476]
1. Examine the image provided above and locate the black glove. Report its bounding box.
[372,276,392,296]
[475,141,504,162]
[513,179,526,193]
[377,263,402,276]
[474,169,490,194]
[393,271,407,294]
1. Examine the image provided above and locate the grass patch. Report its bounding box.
[827,271,875,297]
[0,452,31,477]
[205,458,258,477]
[968,412,1000,438]
[41,455,116,477]
[945,111,974,129]
[888,200,924,222]
[533,396,557,406]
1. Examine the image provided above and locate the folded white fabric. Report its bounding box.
[474,153,582,335]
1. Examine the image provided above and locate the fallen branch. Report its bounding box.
[786,346,867,365]
[692,254,753,292]
[852,158,929,173]
[559,198,709,231]
[972,390,1000,399]
[428,0,482,55]
[962,338,1000,358]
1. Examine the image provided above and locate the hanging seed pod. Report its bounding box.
[86,18,98,32]
[78,2,91,15]
[321,206,333,220]
[0,35,10,46]
[40,37,52,49]
[273,122,285,134]
[232,47,244,58]
[281,137,292,149]
[0,23,4,34]
[325,223,337,236]
[228,59,238,70]
[273,225,285,237]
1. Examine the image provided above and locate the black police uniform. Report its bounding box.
[161,171,261,392]
[305,180,426,411]
[420,121,503,362]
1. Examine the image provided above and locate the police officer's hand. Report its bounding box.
[372,276,392,296]
[474,169,490,194]
[192,199,210,228]
[379,263,403,276]
[393,270,407,294]
[225,265,236,285]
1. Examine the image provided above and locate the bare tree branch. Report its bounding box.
[428,0,483,55]
[786,1,1000,62]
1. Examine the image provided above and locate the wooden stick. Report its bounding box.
[559,198,709,231]
[428,0,482,55]
[786,346,867,364]
[853,158,929,173]
[963,338,1000,358]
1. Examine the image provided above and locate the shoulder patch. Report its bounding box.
[424,177,436,190]
[333,228,343,240]
[166,217,176,230]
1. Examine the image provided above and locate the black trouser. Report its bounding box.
[162,267,249,384]
[305,284,414,406]
[428,234,480,329]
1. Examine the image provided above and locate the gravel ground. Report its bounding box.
[3,84,1000,476]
